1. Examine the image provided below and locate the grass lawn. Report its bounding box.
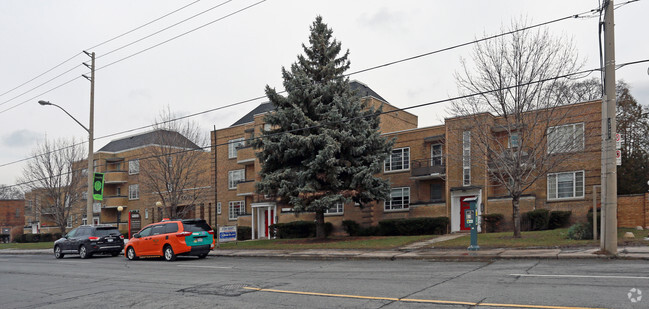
[0,242,54,250]
[431,227,649,249]
[217,235,435,250]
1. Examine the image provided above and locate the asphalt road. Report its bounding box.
[0,254,647,309]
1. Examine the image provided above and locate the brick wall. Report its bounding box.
[618,194,649,228]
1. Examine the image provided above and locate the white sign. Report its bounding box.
[616,133,622,150]
[616,150,622,166]
[218,225,237,242]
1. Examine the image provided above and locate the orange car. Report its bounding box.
[125,218,215,261]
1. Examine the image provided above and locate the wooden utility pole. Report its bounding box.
[83,51,96,225]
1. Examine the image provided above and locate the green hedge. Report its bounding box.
[237,226,252,240]
[548,211,572,229]
[270,221,333,238]
[378,217,449,236]
[342,220,361,236]
[482,214,504,233]
[523,209,550,231]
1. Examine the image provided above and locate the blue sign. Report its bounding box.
[218,226,237,242]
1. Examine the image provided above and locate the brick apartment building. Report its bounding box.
[212,81,603,238]
[0,199,24,242]
[24,130,213,234]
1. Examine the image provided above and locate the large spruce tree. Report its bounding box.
[255,16,393,239]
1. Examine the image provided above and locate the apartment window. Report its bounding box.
[82,191,88,200]
[116,187,121,196]
[463,131,471,186]
[217,202,222,215]
[145,208,149,219]
[547,171,585,200]
[228,169,245,189]
[229,201,244,220]
[326,203,343,215]
[228,138,245,159]
[129,159,140,175]
[66,216,72,228]
[431,144,443,166]
[82,168,88,176]
[385,147,410,172]
[167,156,173,167]
[129,184,139,200]
[385,187,410,211]
[509,132,520,148]
[15,208,20,218]
[547,123,584,153]
[430,183,443,202]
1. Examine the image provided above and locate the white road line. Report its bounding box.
[511,273,649,280]
[177,265,231,269]
[58,261,91,264]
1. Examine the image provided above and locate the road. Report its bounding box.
[0,254,647,308]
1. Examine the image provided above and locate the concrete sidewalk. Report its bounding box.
[3,245,648,261]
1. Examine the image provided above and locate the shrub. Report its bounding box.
[567,223,593,240]
[14,234,27,243]
[52,233,63,241]
[378,217,449,236]
[342,220,361,236]
[482,213,504,233]
[237,226,252,240]
[270,221,333,239]
[548,211,572,229]
[358,225,381,236]
[40,233,53,242]
[523,209,550,231]
[25,234,40,243]
[587,208,601,229]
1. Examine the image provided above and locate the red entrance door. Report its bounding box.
[264,209,275,237]
[460,197,472,231]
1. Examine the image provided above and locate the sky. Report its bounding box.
[1,0,648,187]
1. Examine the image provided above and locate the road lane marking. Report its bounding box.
[177,265,231,269]
[242,287,606,309]
[511,274,649,280]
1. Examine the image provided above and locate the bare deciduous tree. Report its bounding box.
[140,108,210,219]
[0,184,23,200]
[19,139,85,233]
[452,21,589,238]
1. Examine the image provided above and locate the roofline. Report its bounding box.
[445,99,602,122]
[96,143,205,155]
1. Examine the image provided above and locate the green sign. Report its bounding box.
[93,173,104,201]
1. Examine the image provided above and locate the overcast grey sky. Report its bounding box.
[1,0,647,187]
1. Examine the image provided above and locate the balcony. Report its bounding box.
[410,159,445,180]
[236,180,256,196]
[104,196,128,208]
[236,145,256,165]
[104,171,128,184]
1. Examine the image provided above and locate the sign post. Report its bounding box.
[128,211,141,239]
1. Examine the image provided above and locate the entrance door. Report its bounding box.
[264,209,275,238]
[460,197,472,231]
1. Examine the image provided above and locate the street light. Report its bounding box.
[38,100,95,226]
[117,206,124,230]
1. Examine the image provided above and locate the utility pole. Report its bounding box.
[83,51,96,225]
[601,0,617,255]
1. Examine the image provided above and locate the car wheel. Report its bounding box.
[54,245,64,259]
[198,253,207,259]
[79,245,91,259]
[126,247,138,260]
[163,245,176,261]
[110,251,120,257]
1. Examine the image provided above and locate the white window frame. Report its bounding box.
[66,216,72,228]
[463,131,471,186]
[431,144,443,166]
[128,159,140,175]
[385,187,410,211]
[326,203,344,215]
[228,201,244,220]
[547,170,585,200]
[228,169,245,189]
[385,147,410,172]
[509,132,520,148]
[129,184,139,200]
[228,138,245,159]
[547,123,585,154]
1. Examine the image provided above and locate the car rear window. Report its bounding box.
[164,223,179,234]
[94,228,120,237]
[182,220,212,232]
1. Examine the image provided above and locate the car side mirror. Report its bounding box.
[64,235,69,239]
[132,233,140,239]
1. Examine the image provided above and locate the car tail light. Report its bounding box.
[207,230,214,235]
[88,236,100,241]
[176,231,192,237]
[119,235,124,239]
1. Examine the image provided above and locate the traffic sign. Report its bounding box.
[616,150,622,166]
[616,133,622,149]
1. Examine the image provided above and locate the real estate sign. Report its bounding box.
[218,225,237,243]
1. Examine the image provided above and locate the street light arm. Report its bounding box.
[38,100,90,133]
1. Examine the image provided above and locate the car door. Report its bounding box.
[70,227,88,251]
[149,224,167,256]
[61,228,77,251]
[135,226,153,256]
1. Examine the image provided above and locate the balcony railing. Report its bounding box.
[104,171,128,184]
[236,179,256,196]
[410,159,445,179]
[104,196,128,207]
[237,145,255,165]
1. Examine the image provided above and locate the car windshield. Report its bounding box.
[182,220,212,232]
[94,228,120,237]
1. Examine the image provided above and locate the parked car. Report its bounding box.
[54,225,124,259]
[125,218,215,261]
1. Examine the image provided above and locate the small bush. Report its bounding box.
[482,213,504,233]
[342,220,361,236]
[14,234,27,243]
[567,223,593,240]
[237,226,252,240]
[358,225,381,236]
[270,221,333,239]
[52,233,63,240]
[548,211,572,229]
[523,209,550,231]
[378,217,449,236]
[25,234,40,243]
[40,233,53,242]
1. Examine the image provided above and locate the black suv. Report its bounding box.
[54,225,124,259]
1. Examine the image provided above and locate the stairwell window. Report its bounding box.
[509,132,520,148]
[431,144,443,166]
[229,201,244,220]
[128,159,140,175]
[385,187,410,211]
[547,171,584,200]
[228,138,245,159]
[385,147,410,172]
[463,131,471,186]
[547,123,584,153]
[129,184,139,200]
[228,169,245,189]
